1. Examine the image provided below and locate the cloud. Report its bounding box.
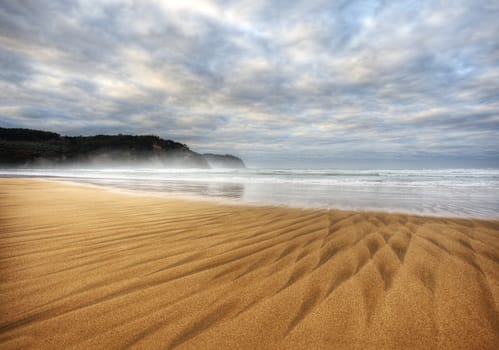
[0,0,498,167]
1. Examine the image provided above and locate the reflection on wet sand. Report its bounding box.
[67,178,246,200]
[2,169,498,218]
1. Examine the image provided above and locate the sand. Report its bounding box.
[0,179,498,349]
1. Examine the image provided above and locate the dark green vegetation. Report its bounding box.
[0,127,245,168]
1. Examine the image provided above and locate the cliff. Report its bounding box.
[203,153,246,169]
[0,127,244,168]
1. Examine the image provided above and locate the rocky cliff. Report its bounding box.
[203,153,246,169]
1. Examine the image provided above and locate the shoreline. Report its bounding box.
[1,178,498,349]
[1,176,497,221]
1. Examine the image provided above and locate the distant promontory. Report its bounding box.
[0,127,245,169]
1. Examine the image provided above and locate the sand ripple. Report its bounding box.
[0,179,498,349]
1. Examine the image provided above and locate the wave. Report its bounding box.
[1,168,498,187]
[2,167,498,218]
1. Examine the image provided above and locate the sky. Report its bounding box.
[1,0,499,168]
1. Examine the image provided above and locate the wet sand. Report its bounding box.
[0,178,498,349]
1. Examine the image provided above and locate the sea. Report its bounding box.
[1,168,498,219]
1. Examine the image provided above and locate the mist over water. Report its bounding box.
[2,168,498,219]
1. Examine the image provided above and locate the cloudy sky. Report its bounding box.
[1,0,498,168]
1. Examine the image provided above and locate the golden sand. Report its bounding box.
[0,179,498,349]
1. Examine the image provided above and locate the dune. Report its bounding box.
[0,178,498,349]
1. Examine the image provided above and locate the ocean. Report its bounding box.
[1,168,498,219]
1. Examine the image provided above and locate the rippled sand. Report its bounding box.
[0,179,498,349]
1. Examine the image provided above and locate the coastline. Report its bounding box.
[1,174,498,220]
[0,178,498,349]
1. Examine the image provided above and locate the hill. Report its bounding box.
[203,153,246,168]
[0,127,245,168]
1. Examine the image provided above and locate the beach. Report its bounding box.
[0,178,498,349]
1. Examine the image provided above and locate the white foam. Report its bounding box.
[2,167,498,219]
